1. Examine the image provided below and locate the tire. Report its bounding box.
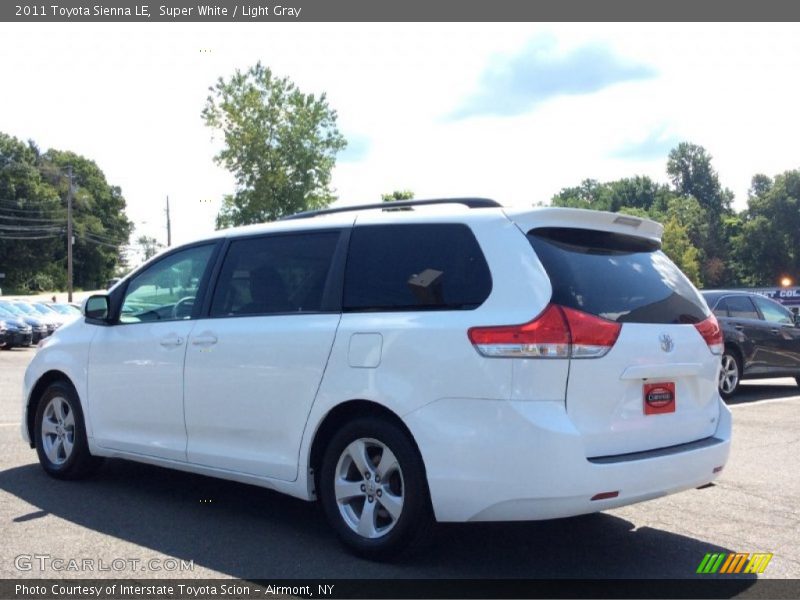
[718,349,741,400]
[34,381,103,479]
[319,416,433,560]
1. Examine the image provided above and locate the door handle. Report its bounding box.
[192,334,218,346]
[734,324,744,331]
[770,328,780,335]
[159,335,184,347]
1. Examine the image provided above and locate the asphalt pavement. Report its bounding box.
[1,346,798,581]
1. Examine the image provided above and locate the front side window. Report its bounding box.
[120,244,215,323]
[752,295,793,324]
[210,231,340,317]
[343,224,492,311]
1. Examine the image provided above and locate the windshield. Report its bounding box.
[52,304,81,315]
[0,306,19,318]
[12,303,35,315]
[0,303,24,316]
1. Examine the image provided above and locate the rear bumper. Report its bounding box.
[404,397,731,522]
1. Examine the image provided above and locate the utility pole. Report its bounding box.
[166,195,171,247]
[66,166,74,303]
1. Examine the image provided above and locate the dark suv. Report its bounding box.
[702,291,800,398]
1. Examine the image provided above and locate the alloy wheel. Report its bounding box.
[719,353,739,395]
[334,438,404,539]
[41,396,75,466]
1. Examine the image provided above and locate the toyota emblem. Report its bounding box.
[660,333,674,353]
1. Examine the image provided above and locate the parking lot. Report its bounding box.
[1,346,798,581]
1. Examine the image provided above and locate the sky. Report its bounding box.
[1,22,799,252]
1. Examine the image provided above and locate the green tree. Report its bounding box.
[203,62,347,227]
[381,190,415,202]
[550,179,609,210]
[0,132,132,292]
[661,217,701,285]
[551,176,673,214]
[42,149,133,290]
[666,143,734,281]
[736,169,800,285]
[136,235,163,261]
[667,143,733,216]
[0,134,64,291]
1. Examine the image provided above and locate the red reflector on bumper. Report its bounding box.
[590,491,620,501]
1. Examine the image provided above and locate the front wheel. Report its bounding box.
[718,350,741,399]
[319,417,433,560]
[34,381,103,479]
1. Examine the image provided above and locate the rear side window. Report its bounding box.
[528,227,708,324]
[343,224,492,311]
[723,295,760,320]
[210,231,340,317]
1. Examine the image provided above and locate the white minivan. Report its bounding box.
[22,199,731,559]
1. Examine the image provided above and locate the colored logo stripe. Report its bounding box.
[697,553,726,573]
[697,552,773,574]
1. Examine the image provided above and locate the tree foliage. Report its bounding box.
[203,62,347,227]
[0,132,132,292]
[734,170,800,285]
[552,141,799,289]
[382,190,415,202]
[136,235,163,261]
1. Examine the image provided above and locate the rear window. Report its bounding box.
[528,227,708,324]
[343,224,492,311]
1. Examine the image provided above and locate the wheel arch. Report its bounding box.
[26,370,79,449]
[307,399,428,498]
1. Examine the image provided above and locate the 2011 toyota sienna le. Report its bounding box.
[22,199,731,559]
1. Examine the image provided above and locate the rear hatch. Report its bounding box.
[514,210,722,457]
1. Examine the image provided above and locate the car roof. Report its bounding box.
[191,202,665,243]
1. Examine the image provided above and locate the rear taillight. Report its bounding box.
[694,314,724,355]
[468,304,621,359]
[560,305,622,358]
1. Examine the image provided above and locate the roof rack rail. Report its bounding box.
[280,197,502,221]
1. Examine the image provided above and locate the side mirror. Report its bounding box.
[84,295,111,324]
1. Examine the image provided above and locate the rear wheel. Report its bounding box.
[718,350,741,399]
[34,381,103,479]
[319,416,433,560]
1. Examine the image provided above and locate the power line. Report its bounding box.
[83,230,130,244]
[0,224,63,232]
[83,233,121,246]
[0,233,62,240]
[0,203,64,215]
[0,197,62,208]
[0,214,63,223]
